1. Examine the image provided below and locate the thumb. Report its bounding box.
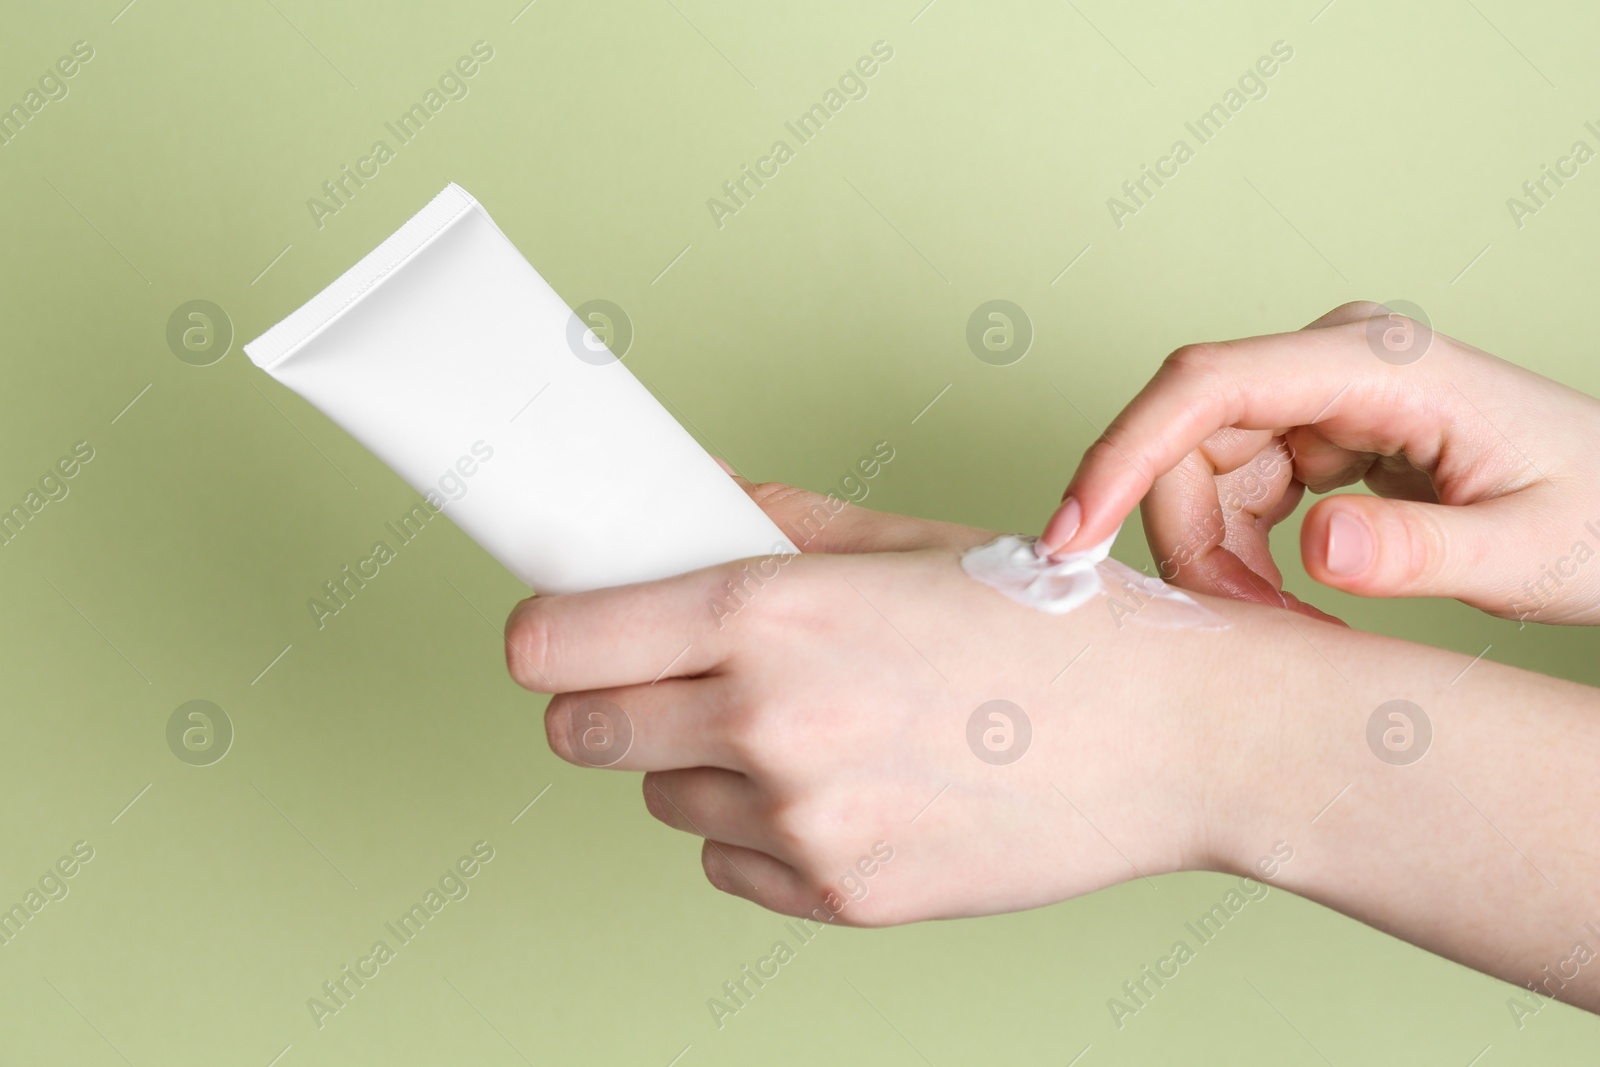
[1301,494,1523,612]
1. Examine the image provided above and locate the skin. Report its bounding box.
[1040,301,1600,625]
[505,479,1600,1014]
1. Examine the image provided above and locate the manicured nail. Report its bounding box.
[1041,496,1082,553]
[1325,511,1374,576]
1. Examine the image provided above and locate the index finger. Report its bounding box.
[1040,310,1437,555]
[504,562,743,693]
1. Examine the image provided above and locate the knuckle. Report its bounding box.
[1148,341,1240,436]
[1336,299,1387,321]
[809,881,880,927]
[718,559,812,633]
[1081,434,1128,471]
[769,796,836,856]
[1388,506,1446,588]
[1163,340,1228,377]
[722,696,805,776]
[747,480,814,513]
[722,704,779,772]
[743,482,841,551]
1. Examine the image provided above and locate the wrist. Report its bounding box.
[1041,591,1310,886]
[1161,597,1335,881]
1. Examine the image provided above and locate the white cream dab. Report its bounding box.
[961,532,1227,630]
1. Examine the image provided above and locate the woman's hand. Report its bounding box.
[504,481,1600,1011]
[503,482,1244,924]
[1040,302,1600,625]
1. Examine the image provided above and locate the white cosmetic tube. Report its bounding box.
[244,183,796,594]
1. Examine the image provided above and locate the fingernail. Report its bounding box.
[1041,496,1082,553]
[1325,512,1373,576]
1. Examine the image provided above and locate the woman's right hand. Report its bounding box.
[1039,301,1600,625]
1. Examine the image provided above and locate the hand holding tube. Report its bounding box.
[507,478,1600,1012]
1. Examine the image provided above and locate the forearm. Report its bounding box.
[1203,608,1600,1009]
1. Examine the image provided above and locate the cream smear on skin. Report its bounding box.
[961,532,1228,630]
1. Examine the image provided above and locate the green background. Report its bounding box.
[2,0,1597,1062]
